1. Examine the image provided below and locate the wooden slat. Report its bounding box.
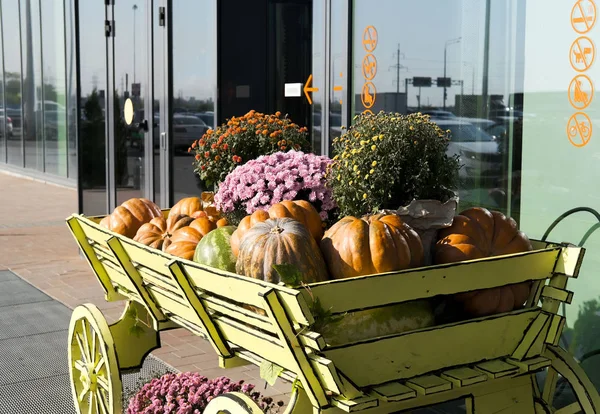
[183,263,314,327]
[307,354,343,395]
[146,285,194,320]
[331,395,378,412]
[299,330,327,352]
[137,263,180,292]
[372,382,416,402]
[66,216,120,301]
[545,314,566,346]
[508,356,551,372]
[103,261,137,293]
[406,375,452,395]
[200,294,276,334]
[306,248,560,314]
[541,285,574,304]
[440,367,487,387]
[553,246,585,277]
[323,309,539,387]
[475,360,519,379]
[511,312,550,360]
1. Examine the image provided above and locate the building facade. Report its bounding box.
[1,0,600,403]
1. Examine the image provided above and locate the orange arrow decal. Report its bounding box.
[303,74,319,105]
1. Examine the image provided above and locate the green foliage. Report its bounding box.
[328,111,460,217]
[190,110,312,187]
[272,264,303,288]
[259,360,284,386]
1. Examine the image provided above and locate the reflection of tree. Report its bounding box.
[568,298,600,390]
[172,97,214,113]
[5,72,22,106]
[80,89,106,188]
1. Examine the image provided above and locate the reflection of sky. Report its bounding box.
[352,0,526,108]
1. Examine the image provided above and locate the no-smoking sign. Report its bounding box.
[572,0,597,34]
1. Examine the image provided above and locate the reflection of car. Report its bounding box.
[192,112,215,128]
[419,109,457,119]
[172,115,209,153]
[0,109,14,138]
[434,120,502,182]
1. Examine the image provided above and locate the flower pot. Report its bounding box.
[382,196,458,266]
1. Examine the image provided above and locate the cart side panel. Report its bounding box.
[323,308,541,388]
[306,248,562,315]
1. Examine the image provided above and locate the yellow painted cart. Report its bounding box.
[66,211,600,414]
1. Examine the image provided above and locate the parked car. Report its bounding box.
[433,119,502,183]
[173,114,209,152]
[192,111,215,128]
[0,109,14,138]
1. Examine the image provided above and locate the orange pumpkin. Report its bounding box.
[230,200,323,257]
[99,198,162,238]
[133,214,194,250]
[320,214,424,279]
[169,197,203,218]
[164,217,217,260]
[434,207,533,316]
[236,218,329,283]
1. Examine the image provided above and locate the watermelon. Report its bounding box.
[317,300,435,346]
[193,226,237,273]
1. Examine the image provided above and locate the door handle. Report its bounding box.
[135,119,149,132]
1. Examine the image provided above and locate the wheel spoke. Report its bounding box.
[88,390,95,414]
[97,375,110,393]
[82,320,93,365]
[78,383,90,403]
[96,389,109,414]
[91,328,97,365]
[74,360,87,373]
[94,356,106,374]
[542,367,559,404]
[75,332,88,364]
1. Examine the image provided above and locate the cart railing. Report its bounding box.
[66,213,585,411]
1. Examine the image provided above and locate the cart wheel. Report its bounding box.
[204,392,264,414]
[534,345,600,414]
[68,304,122,414]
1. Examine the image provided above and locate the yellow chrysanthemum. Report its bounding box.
[370,169,375,174]
[364,174,369,180]
[372,161,377,167]
[353,165,358,171]
[363,193,368,199]
[371,145,376,151]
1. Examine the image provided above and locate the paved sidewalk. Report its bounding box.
[0,171,291,401]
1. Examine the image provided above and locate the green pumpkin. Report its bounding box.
[317,300,435,347]
[193,226,237,273]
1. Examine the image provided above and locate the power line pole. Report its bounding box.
[390,44,407,112]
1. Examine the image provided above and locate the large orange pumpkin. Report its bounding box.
[320,214,424,279]
[99,198,162,238]
[434,207,533,316]
[169,197,203,218]
[230,200,323,256]
[236,218,329,284]
[133,214,195,250]
[164,217,217,260]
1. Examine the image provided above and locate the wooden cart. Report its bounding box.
[66,211,600,414]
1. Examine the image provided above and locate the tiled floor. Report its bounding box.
[0,172,292,401]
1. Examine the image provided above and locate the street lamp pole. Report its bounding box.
[443,37,461,111]
[133,4,138,84]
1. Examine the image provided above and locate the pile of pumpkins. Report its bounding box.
[100,196,533,340]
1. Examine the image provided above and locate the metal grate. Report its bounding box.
[0,375,77,414]
[0,279,52,308]
[0,301,71,340]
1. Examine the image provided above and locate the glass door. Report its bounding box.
[106,0,156,209]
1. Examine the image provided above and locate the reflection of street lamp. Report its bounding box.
[133,4,138,84]
[443,37,461,110]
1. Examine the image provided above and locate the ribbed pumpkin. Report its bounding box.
[320,214,424,279]
[99,198,162,238]
[434,207,533,316]
[230,200,323,257]
[133,214,195,250]
[169,197,203,218]
[192,210,229,227]
[236,218,329,284]
[164,217,217,260]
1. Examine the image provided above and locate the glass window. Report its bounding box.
[172,0,216,201]
[352,0,524,217]
[42,0,68,177]
[65,0,77,179]
[328,0,346,154]
[0,10,5,164]
[3,0,23,167]
[79,0,107,216]
[114,0,149,205]
[21,0,44,171]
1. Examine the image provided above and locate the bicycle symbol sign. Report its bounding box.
[567,112,592,147]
